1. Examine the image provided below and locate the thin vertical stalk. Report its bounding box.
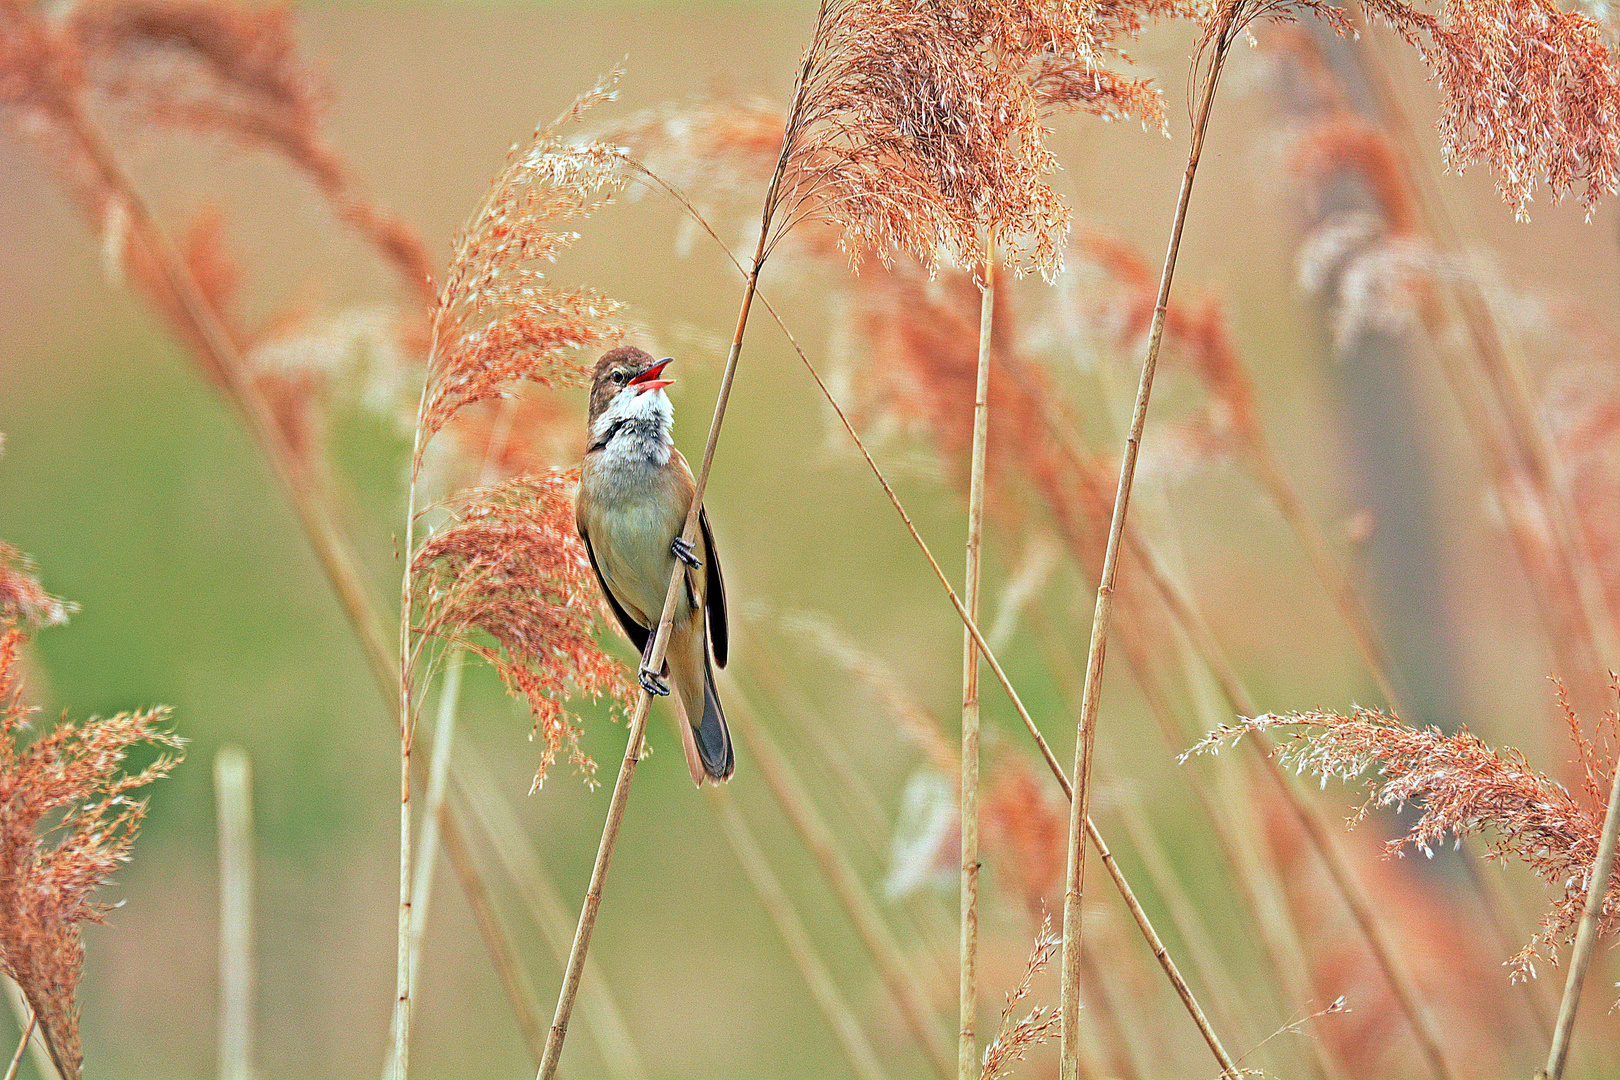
[1058,24,1236,1077]
[453,742,646,1080]
[959,230,996,1080]
[708,787,893,1080]
[4,1011,33,1080]
[214,747,255,1080]
[403,653,464,1034]
[729,695,955,1080]
[1540,730,1620,1079]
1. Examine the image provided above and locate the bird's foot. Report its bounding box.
[671,536,702,569]
[638,665,671,697]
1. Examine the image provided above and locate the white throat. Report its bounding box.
[592,386,674,466]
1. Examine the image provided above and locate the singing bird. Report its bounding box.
[576,346,733,785]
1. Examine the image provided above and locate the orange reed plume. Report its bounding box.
[0,621,184,1080]
[413,73,627,463]
[62,0,434,295]
[410,470,633,791]
[767,0,1179,277]
[1186,689,1620,981]
[1213,0,1620,219]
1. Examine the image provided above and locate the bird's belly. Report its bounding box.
[584,467,693,628]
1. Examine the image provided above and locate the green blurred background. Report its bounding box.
[2,2,1618,1078]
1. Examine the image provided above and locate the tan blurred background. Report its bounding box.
[2,2,1619,1078]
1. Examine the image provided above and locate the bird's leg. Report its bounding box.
[671,535,702,569]
[638,635,671,697]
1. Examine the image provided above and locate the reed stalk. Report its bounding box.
[958,230,996,1080]
[402,651,463,1048]
[729,695,954,1080]
[213,748,255,1080]
[1057,17,1239,1075]
[708,787,893,1080]
[1539,729,1620,1079]
[4,1012,33,1080]
[452,741,646,1080]
[1,979,51,1080]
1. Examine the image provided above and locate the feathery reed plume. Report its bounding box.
[0,546,74,631]
[1186,695,1620,981]
[62,0,434,295]
[413,76,626,464]
[769,0,1178,277]
[411,470,632,790]
[0,625,184,1080]
[980,911,1062,1080]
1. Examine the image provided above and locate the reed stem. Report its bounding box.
[453,741,646,1079]
[959,231,995,1080]
[1540,708,1620,1079]
[1057,24,1234,1076]
[213,748,255,1080]
[4,1012,33,1080]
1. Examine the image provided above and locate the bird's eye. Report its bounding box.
[611,371,626,385]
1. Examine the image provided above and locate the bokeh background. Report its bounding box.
[2,2,1619,1078]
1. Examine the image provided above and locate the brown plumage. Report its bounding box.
[576,346,732,785]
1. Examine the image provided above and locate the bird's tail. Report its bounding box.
[670,636,733,786]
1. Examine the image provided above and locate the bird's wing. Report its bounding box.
[700,506,728,668]
[580,524,651,656]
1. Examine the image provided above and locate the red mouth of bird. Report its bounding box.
[628,358,674,394]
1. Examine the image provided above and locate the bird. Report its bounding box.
[575,345,733,786]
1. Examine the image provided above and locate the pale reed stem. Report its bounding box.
[959,231,995,1080]
[709,787,893,1080]
[214,748,255,1080]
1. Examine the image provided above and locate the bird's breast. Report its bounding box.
[580,451,696,626]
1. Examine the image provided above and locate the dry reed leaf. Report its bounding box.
[410,470,632,789]
[0,626,184,1080]
[1187,694,1620,978]
[416,73,628,464]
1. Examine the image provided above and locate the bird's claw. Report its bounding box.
[671,536,702,569]
[638,665,671,697]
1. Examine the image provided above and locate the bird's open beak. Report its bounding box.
[628,357,675,394]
